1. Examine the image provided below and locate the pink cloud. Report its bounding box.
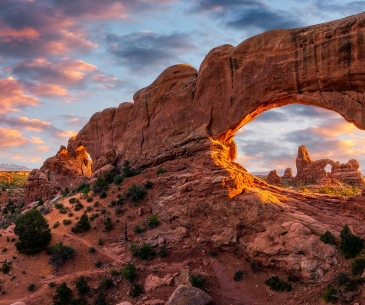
[0,77,39,113]
[18,117,51,132]
[28,83,69,96]
[0,128,28,147]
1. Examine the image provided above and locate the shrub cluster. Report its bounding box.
[320,231,336,245]
[47,243,75,270]
[340,224,364,258]
[130,242,156,260]
[71,213,91,233]
[189,274,207,290]
[126,184,147,203]
[264,276,292,292]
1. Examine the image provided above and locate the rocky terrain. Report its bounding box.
[1,11,365,305]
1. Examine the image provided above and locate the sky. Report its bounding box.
[0,0,365,174]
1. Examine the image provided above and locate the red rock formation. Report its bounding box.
[282,168,294,183]
[267,170,282,186]
[294,146,365,186]
[24,13,365,281]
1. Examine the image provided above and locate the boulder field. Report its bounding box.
[24,12,365,295]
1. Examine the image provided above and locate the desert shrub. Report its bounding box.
[28,283,35,291]
[249,261,260,272]
[104,171,116,184]
[94,260,102,268]
[122,160,133,178]
[264,276,292,292]
[99,192,107,199]
[93,201,99,207]
[287,275,300,282]
[158,245,167,258]
[94,291,108,305]
[53,282,73,305]
[322,286,337,304]
[74,202,84,211]
[88,247,96,253]
[110,200,117,207]
[101,207,107,214]
[144,181,153,189]
[103,218,113,232]
[72,213,91,233]
[47,243,75,270]
[55,203,64,209]
[110,269,119,276]
[59,208,67,214]
[53,222,60,228]
[100,277,113,290]
[130,242,155,260]
[130,283,143,298]
[189,274,207,290]
[77,183,90,195]
[133,225,145,234]
[86,197,93,203]
[69,198,77,204]
[234,270,244,281]
[14,209,51,254]
[1,261,10,273]
[2,248,6,252]
[68,212,74,217]
[340,224,364,258]
[86,206,92,212]
[351,258,365,276]
[156,167,164,175]
[115,207,123,215]
[148,214,159,228]
[76,276,90,295]
[98,238,104,245]
[63,219,72,226]
[122,263,136,283]
[49,282,56,288]
[114,175,123,185]
[335,272,349,285]
[320,231,336,245]
[126,184,146,203]
[92,177,108,194]
[208,250,218,257]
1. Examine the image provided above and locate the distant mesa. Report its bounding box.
[0,163,31,172]
[267,145,365,187]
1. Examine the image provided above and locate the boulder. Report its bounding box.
[267,170,282,186]
[166,285,212,305]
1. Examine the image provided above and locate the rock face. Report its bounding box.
[295,146,365,186]
[23,13,365,283]
[166,285,212,305]
[25,145,92,203]
[282,168,294,183]
[267,170,282,186]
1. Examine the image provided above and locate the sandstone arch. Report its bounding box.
[26,12,365,202]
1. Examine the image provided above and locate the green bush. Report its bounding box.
[98,238,104,245]
[47,243,75,270]
[340,224,364,258]
[100,277,113,290]
[148,214,159,228]
[93,177,108,194]
[110,269,119,276]
[69,198,77,204]
[94,290,108,305]
[122,263,136,283]
[74,202,84,211]
[322,286,337,304]
[234,270,244,281]
[104,171,116,184]
[63,219,72,226]
[127,184,146,203]
[99,192,107,199]
[59,208,67,214]
[88,247,96,253]
[264,276,292,292]
[53,282,73,305]
[122,160,133,178]
[144,181,153,189]
[189,274,207,290]
[86,197,93,203]
[130,283,143,298]
[76,276,90,295]
[55,203,64,209]
[70,298,88,305]
[351,258,365,276]
[103,218,113,232]
[133,225,145,234]
[1,261,10,274]
[158,245,167,258]
[77,183,90,195]
[156,167,164,175]
[53,221,60,229]
[72,213,91,233]
[130,242,155,260]
[14,209,52,254]
[320,231,336,245]
[28,283,35,291]
[114,175,123,185]
[94,260,102,268]
[249,261,260,272]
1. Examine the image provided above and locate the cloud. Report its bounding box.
[58,114,88,127]
[314,0,365,15]
[0,128,28,147]
[0,77,39,113]
[106,31,195,70]
[30,137,45,144]
[190,0,262,13]
[226,7,302,31]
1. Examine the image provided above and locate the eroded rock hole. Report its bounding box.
[233,104,365,192]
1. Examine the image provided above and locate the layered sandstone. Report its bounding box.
[267,169,282,186]
[24,13,365,283]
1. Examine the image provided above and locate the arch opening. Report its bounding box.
[232,103,365,192]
